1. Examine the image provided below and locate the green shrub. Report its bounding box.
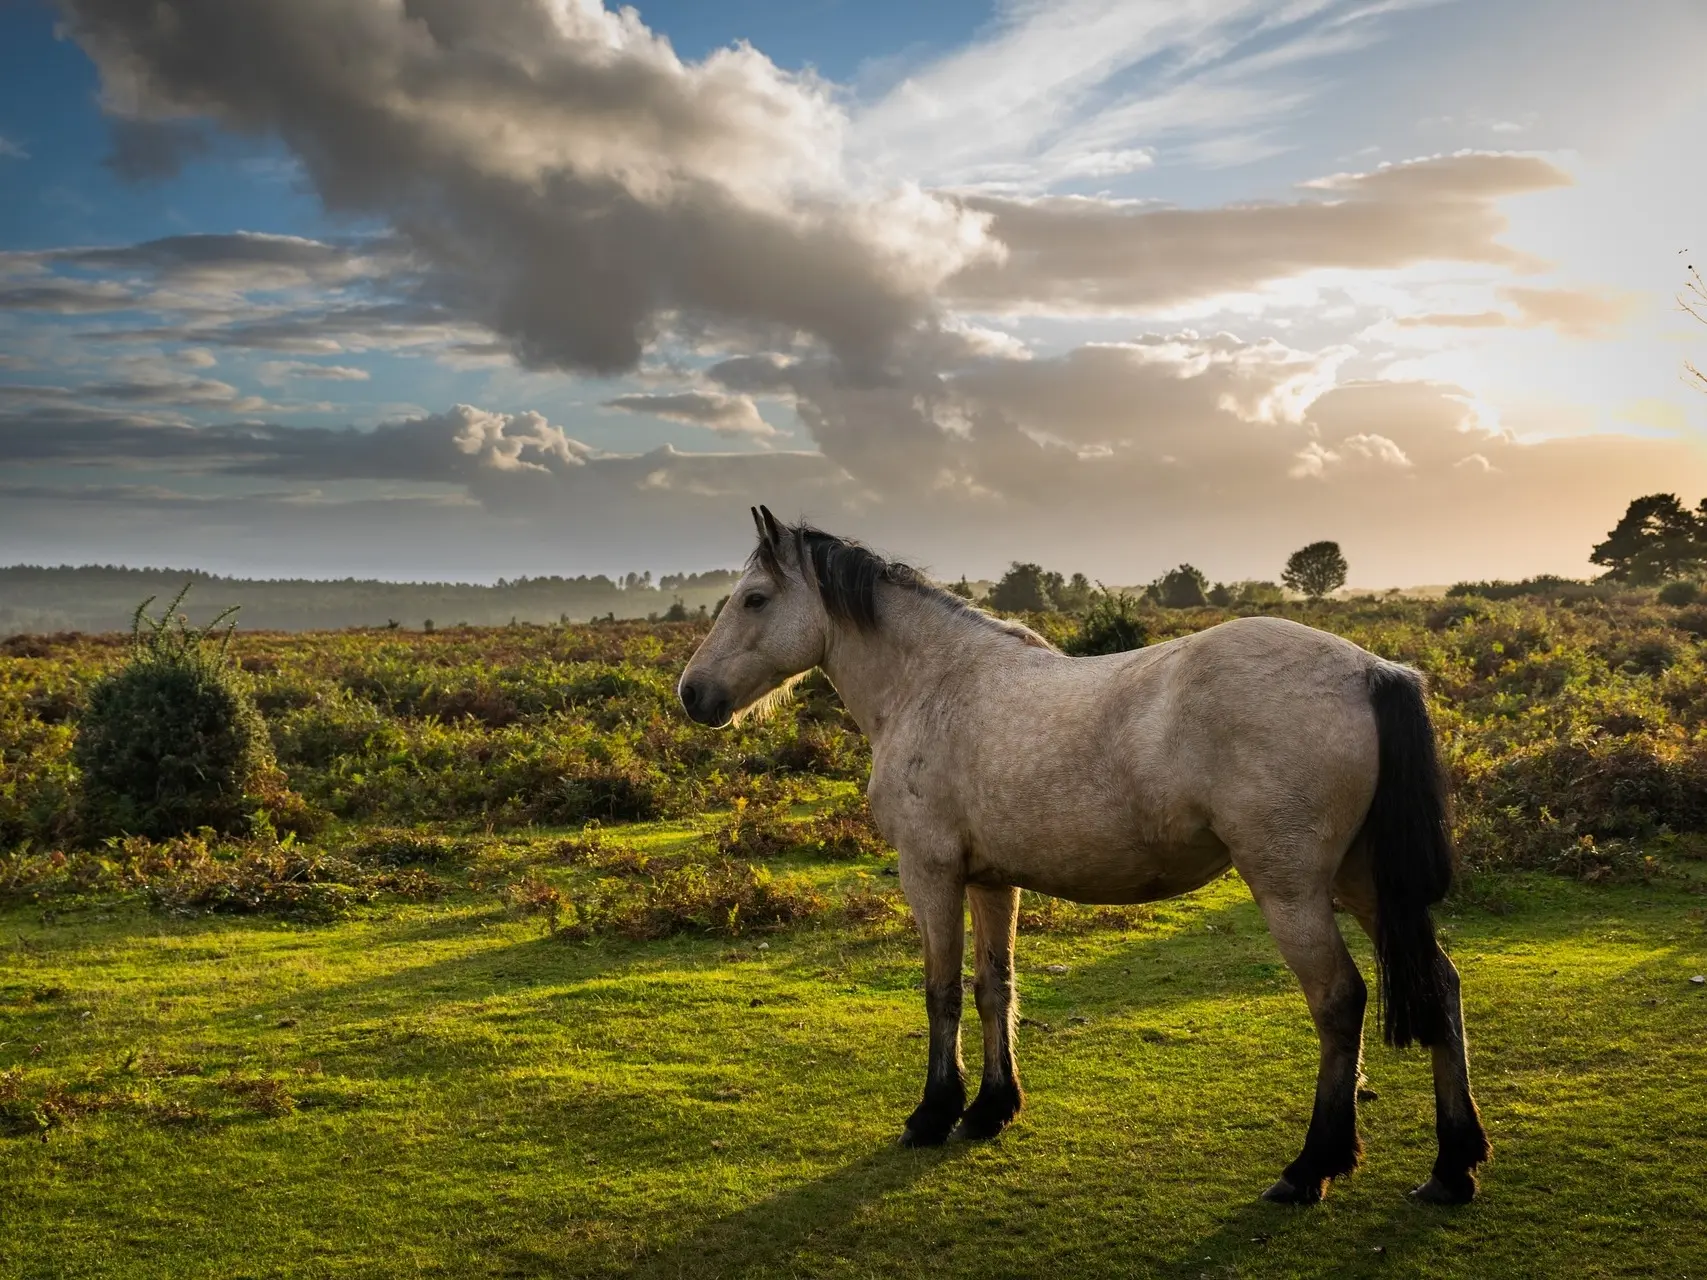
[1445,575,1596,601]
[708,795,887,862]
[793,795,888,860]
[0,832,442,919]
[73,588,279,839]
[1658,580,1701,606]
[1426,597,1490,631]
[558,858,828,939]
[1154,565,1208,609]
[1065,590,1148,655]
[1234,580,1286,607]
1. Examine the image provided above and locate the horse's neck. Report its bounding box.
[819,588,981,748]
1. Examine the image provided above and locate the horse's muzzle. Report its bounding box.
[678,677,732,727]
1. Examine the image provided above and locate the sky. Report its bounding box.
[2,0,1705,586]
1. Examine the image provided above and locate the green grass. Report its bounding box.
[3,848,1705,1279]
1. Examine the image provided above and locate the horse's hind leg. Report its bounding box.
[1335,859,1490,1204]
[1251,886,1368,1205]
[957,884,1024,1140]
[1412,946,1490,1203]
[898,858,967,1147]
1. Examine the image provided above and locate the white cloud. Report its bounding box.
[256,361,372,386]
[946,152,1569,314]
[604,391,779,439]
[852,0,1442,190]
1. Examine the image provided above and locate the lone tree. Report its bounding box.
[1589,493,1706,584]
[1155,564,1209,608]
[1283,541,1349,600]
[1053,572,1094,614]
[989,562,1056,613]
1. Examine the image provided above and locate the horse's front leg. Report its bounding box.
[957,884,1024,1139]
[898,856,966,1147]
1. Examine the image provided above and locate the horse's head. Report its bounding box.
[677,506,828,728]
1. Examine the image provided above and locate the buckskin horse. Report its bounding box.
[677,508,1489,1204]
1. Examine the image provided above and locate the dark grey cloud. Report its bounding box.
[84,374,261,408]
[56,232,390,287]
[59,0,996,374]
[0,402,570,480]
[0,372,262,414]
[0,279,139,313]
[79,300,479,355]
[0,233,402,323]
[0,400,828,504]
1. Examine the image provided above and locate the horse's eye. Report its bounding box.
[743,592,768,611]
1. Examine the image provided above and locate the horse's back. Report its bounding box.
[939,614,1382,903]
[1107,615,1381,840]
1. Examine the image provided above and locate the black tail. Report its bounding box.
[1361,662,1456,1049]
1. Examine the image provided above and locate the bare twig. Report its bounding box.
[1682,258,1707,394]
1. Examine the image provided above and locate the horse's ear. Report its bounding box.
[751,506,767,543]
[758,505,785,547]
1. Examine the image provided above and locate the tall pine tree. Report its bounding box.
[1589,494,1705,584]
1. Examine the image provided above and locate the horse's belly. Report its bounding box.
[968,831,1232,906]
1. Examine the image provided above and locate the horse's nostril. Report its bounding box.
[680,681,700,711]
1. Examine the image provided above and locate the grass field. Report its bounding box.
[3,831,1705,1279]
[8,595,1707,1276]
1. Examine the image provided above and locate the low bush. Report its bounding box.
[0,834,444,920]
[1445,576,1599,601]
[1017,894,1155,934]
[1658,580,1701,606]
[709,795,888,862]
[13,592,1707,903]
[1064,591,1148,656]
[792,795,888,860]
[74,589,285,839]
[349,831,472,867]
[556,859,828,940]
[710,798,801,860]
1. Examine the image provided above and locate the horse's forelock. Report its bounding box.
[750,529,787,585]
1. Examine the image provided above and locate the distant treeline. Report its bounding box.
[0,565,744,634]
[1443,575,1604,602]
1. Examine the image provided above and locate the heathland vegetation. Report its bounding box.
[0,564,744,634]
[11,572,1707,895]
[3,507,1707,1275]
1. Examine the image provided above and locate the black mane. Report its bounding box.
[755,520,1049,647]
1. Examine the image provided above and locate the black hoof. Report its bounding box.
[900,1118,956,1148]
[1261,1176,1325,1206]
[900,1093,964,1148]
[952,1085,1023,1141]
[1410,1173,1476,1205]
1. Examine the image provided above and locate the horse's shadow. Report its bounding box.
[1161,1195,1466,1279]
[505,1140,966,1279]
